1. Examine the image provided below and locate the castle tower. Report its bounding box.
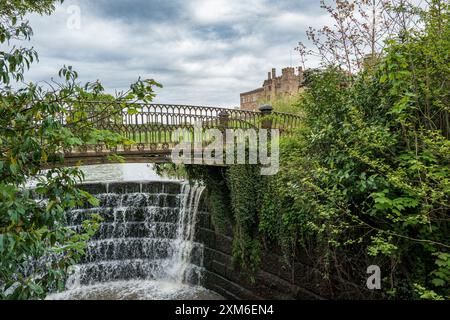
[240,66,304,110]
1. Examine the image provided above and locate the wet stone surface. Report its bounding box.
[53,180,220,300]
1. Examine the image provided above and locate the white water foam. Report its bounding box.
[47,280,223,300]
[165,183,206,283]
[46,181,219,300]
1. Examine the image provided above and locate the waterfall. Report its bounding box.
[166,183,205,283]
[55,181,208,297]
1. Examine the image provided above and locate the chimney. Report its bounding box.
[272,68,276,79]
[268,72,271,80]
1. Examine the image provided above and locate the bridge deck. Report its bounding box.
[55,101,302,166]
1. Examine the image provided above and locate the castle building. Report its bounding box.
[240,67,304,111]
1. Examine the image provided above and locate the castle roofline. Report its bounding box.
[240,87,264,96]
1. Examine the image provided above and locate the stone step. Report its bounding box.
[65,206,180,225]
[71,222,178,240]
[77,181,182,195]
[74,193,181,209]
[82,238,204,265]
[70,259,204,286]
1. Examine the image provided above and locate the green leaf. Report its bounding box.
[87,196,99,207]
[380,74,388,84]
[431,279,445,287]
[0,234,4,253]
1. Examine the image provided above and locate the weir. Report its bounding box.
[47,181,222,300]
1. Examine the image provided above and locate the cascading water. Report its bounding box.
[166,183,206,284]
[46,181,221,300]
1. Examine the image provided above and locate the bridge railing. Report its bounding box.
[60,101,303,155]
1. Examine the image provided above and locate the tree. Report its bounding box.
[285,0,450,299]
[0,0,161,299]
[297,0,419,74]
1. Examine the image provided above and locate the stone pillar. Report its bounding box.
[259,104,273,129]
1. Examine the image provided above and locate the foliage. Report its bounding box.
[227,165,268,274]
[186,0,449,299]
[259,93,303,115]
[154,163,187,180]
[184,165,231,233]
[260,0,449,298]
[298,0,423,74]
[181,164,266,275]
[0,0,161,299]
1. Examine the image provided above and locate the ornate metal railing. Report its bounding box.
[59,101,302,164]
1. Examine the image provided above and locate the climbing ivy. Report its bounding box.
[182,1,450,299]
[182,164,266,275]
[184,165,231,233]
[226,165,268,274]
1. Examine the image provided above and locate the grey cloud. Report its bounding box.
[78,0,186,23]
[22,0,323,106]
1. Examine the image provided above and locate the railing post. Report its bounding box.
[217,110,230,162]
[259,104,273,129]
[218,110,230,131]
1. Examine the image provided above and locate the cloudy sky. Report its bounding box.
[23,0,328,107]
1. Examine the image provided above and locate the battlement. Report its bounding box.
[240,66,304,111]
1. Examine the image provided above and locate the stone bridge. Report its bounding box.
[60,101,302,166]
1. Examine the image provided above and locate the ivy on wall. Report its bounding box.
[159,1,450,300]
[184,165,268,275]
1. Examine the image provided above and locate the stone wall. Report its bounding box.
[195,200,327,300]
[195,195,379,300]
[240,66,304,111]
[74,182,373,300]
